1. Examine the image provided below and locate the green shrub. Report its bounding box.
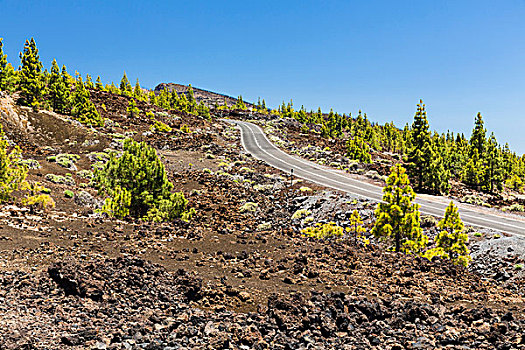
[502,203,525,212]
[239,202,258,213]
[257,222,272,231]
[93,138,193,222]
[515,264,523,271]
[0,126,28,202]
[22,181,55,212]
[292,209,311,220]
[88,151,110,163]
[77,169,93,179]
[47,153,80,170]
[64,190,74,198]
[150,119,172,133]
[44,173,75,186]
[506,174,524,193]
[20,159,41,169]
[301,222,343,239]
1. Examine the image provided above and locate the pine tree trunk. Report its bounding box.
[395,224,400,252]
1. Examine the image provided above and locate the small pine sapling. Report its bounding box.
[348,209,366,244]
[425,201,471,267]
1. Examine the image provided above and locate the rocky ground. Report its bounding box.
[1,90,525,349]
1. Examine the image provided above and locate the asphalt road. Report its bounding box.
[228,119,525,237]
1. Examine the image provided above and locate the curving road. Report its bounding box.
[227,119,525,237]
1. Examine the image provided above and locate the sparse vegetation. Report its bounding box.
[301,222,343,239]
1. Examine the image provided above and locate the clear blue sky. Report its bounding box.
[2,0,524,153]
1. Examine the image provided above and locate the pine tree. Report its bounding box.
[59,65,72,114]
[177,92,189,112]
[156,88,170,109]
[71,76,104,126]
[235,95,246,110]
[133,78,143,99]
[371,164,428,253]
[449,137,468,178]
[94,138,194,221]
[107,82,119,94]
[426,137,450,194]
[61,65,74,86]
[187,85,196,106]
[127,98,140,118]
[84,74,94,89]
[119,71,132,96]
[95,76,103,90]
[47,59,70,113]
[462,149,484,190]
[506,174,524,193]
[18,38,45,110]
[0,38,8,90]
[0,38,16,92]
[484,133,504,192]
[348,209,366,244]
[168,89,179,108]
[406,100,433,192]
[433,202,471,267]
[347,136,372,163]
[148,90,156,105]
[469,112,486,157]
[197,101,210,119]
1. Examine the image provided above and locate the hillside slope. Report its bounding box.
[0,86,525,349]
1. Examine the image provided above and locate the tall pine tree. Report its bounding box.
[484,133,504,193]
[85,74,94,89]
[406,100,433,192]
[71,76,103,127]
[133,78,143,99]
[119,71,132,96]
[18,38,45,110]
[469,112,486,157]
[0,38,16,92]
[47,59,70,113]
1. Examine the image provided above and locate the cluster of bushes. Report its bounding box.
[302,164,471,267]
